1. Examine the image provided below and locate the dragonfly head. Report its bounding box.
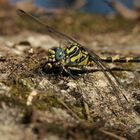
[48,47,65,62]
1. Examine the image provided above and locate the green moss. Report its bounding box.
[72,106,85,119]
[10,85,30,104]
[35,94,63,110]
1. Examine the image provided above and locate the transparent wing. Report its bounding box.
[17,9,76,45]
[82,46,128,104]
[17,9,128,104]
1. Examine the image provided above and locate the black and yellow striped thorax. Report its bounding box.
[48,43,93,67]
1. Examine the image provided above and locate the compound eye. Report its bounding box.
[55,48,65,61]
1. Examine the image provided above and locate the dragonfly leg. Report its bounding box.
[62,66,76,79]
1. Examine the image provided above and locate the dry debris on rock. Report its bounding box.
[0,30,139,140]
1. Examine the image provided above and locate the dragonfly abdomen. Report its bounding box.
[100,56,140,63]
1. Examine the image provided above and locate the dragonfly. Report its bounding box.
[17,9,130,105]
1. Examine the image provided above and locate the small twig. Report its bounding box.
[57,98,83,121]
[105,0,140,20]
[73,0,87,10]
[83,101,91,121]
[99,129,127,140]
